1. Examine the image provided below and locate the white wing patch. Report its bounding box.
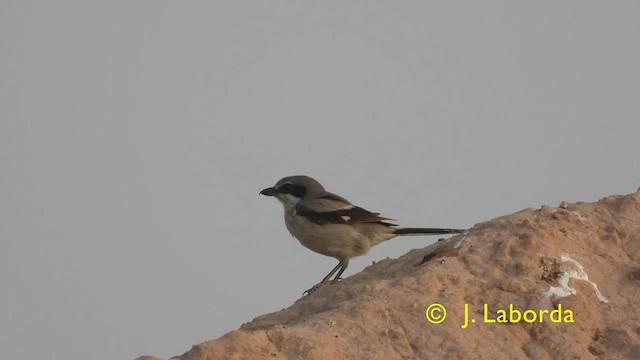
[341,216,351,222]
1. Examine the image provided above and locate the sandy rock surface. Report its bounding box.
[142,189,640,360]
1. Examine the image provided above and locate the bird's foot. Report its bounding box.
[302,282,326,296]
[302,277,344,296]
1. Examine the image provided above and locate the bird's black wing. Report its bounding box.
[296,204,396,226]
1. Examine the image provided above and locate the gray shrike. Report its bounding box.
[260,175,465,294]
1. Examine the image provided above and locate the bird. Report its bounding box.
[260,175,466,295]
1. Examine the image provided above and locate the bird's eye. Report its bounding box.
[279,184,293,192]
[277,183,306,197]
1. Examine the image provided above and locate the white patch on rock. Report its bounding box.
[571,211,588,222]
[454,236,466,249]
[545,254,609,303]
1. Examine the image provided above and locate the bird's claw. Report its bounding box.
[302,284,322,296]
[302,277,344,296]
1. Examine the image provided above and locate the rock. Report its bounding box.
[156,189,640,360]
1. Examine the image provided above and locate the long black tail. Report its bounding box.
[394,227,465,236]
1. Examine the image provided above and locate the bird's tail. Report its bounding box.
[393,227,465,236]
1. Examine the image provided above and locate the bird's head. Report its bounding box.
[260,175,326,206]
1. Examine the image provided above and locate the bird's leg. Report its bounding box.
[303,260,349,296]
[331,259,349,282]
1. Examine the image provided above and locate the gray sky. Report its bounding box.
[1,1,639,359]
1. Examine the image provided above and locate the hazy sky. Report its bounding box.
[2,2,639,359]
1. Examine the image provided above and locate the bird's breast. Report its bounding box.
[283,210,395,261]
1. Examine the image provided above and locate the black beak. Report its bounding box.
[259,187,278,196]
